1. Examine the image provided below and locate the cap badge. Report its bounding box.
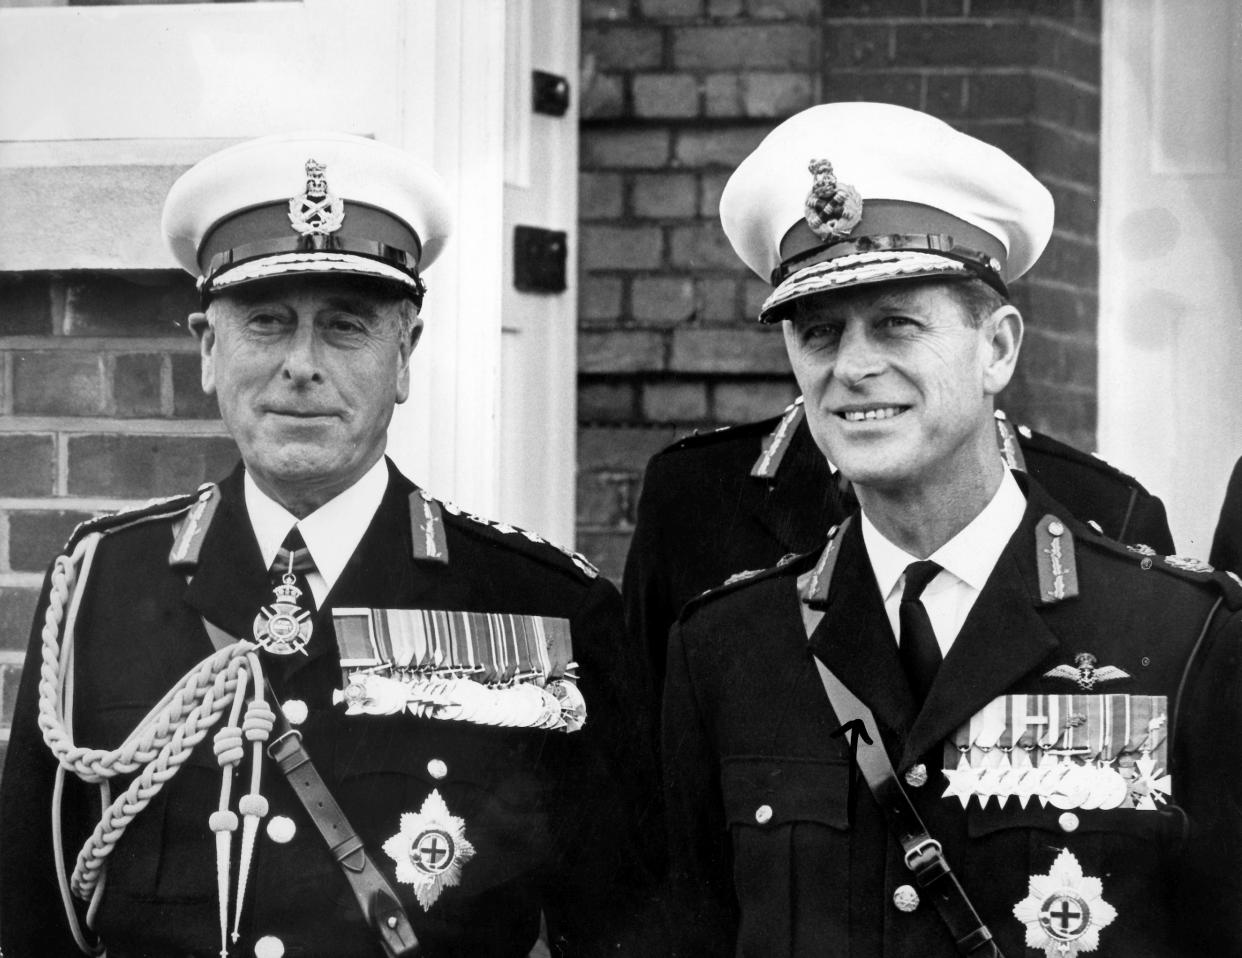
[288,158,345,237]
[803,158,863,241]
[382,789,476,910]
[1013,848,1117,956]
[1043,652,1131,691]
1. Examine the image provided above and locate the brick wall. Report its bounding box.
[576,0,1102,580]
[0,272,237,765]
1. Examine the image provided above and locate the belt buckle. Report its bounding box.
[265,727,303,760]
[903,837,943,871]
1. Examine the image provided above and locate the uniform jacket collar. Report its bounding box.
[808,474,1065,770]
[183,459,445,685]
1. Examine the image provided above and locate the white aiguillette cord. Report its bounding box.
[199,619,420,958]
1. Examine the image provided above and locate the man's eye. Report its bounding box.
[247,313,287,331]
[802,324,841,347]
[879,315,919,331]
[326,318,366,335]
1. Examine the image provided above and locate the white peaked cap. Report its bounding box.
[162,131,453,300]
[719,102,1054,322]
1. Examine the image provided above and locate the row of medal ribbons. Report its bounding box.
[329,608,586,732]
[939,694,1169,811]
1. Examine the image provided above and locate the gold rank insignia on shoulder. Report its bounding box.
[1044,653,1131,691]
[1035,515,1079,604]
[288,158,345,236]
[1013,848,1117,957]
[993,411,1028,472]
[940,693,1169,812]
[329,608,585,732]
[409,491,449,564]
[1161,554,1214,574]
[382,789,475,910]
[751,397,804,480]
[418,490,598,578]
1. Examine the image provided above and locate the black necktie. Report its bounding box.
[898,560,943,706]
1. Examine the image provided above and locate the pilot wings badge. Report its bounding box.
[1044,653,1131,691]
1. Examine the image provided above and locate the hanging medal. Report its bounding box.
[1011,695,1043,809]
[942,717,980,808]
[1092,695,1129,810]
[252,550,313,656]
[974,698,1011,808]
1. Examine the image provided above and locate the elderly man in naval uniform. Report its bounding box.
[662,102,1242,957]
[0,133,660,958]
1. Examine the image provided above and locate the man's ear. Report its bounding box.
[395,314,423,405]
[189,312,218,396]
[981,305,1023,397]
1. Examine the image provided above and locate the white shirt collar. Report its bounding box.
[244,457,390,596]
[861,468,1027,603]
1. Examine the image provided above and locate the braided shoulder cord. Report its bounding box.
[35,533,260,943]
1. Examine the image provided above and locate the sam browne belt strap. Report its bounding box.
[201,619,420,958]
[801,517,1001,958]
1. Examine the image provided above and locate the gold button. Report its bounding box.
[893,884,920,912]
[1058,812,1080,833]
[266,815,296,844]
[281,699,308,726]
[754,804,773,825]
[427,759,449,780]
[254,936,285,958]
[904,763,928,788]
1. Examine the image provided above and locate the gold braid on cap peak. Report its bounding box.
[803,159,863,241]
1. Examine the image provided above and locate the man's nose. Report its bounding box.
[282,323,324,384]
[833,324,883,388]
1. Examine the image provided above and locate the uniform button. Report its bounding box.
[904,763,928,788]
[427,758,449,780]
[754,804,773,825]
[1058,812,1080,833]
[281,699,308,726]
[1047,520,1065,536]
[254,935,285,958]
[893,884,920,912]
[266,815,296,844]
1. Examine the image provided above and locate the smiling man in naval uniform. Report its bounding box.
[662,102,1242,958]
[0,133,660,958]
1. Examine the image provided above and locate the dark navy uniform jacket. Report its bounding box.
[625,411,1176,689]
[1211,456,1242,574]
[0,461,662,958]
[662,477,1241,958]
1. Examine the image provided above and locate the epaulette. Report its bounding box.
[64,486,207,553]
[1073,522,1242,609]
[660,414,783,456]
[679,548,815,621]
[992,410,1027,472]
[1033,514,1079,604]
[417,490,599,581]
[751,397,805,479]
[1013,419,1150,492]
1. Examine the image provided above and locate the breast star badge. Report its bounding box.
[1013,848,1116,957]
[382,789,476,910]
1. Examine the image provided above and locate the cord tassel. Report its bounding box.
[232,660,274,942]
[210,668,250,958]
